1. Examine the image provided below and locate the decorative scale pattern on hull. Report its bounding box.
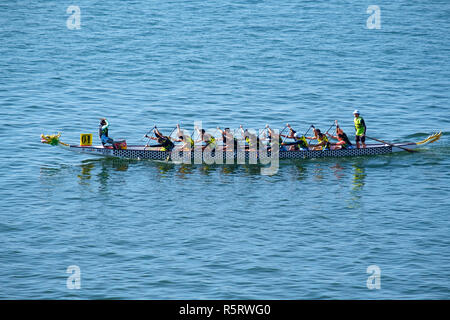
[71,146,393,161]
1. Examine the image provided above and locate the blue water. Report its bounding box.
[1,0,449,299]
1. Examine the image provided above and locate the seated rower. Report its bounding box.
[283,133,309,151]
[240,125,260,151]
[99,118,116,149]
[280,124,308,151]
[306,126,331,151]
[195,126,217,151]
[265,125,285,151]
[172,124,194,150]
[145,126,174,151]
[326,120,353,150]
[217,127,237,151]
[280,123,296,140]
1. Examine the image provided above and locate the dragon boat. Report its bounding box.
[40,132,442,163]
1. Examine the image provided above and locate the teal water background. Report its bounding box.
[1,0,449,299]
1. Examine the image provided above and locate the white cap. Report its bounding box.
[294,132,301,138]
[353,109,360,114]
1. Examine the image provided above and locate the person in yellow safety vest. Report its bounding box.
[195,126,217,151]
[306,127,331,150]
[353,109,366,148]
[240,125,261,151]
[281,124,309,151]
[293,132,310,150]
[173,124,194,150]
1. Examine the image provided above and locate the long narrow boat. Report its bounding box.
[41,132,442,162]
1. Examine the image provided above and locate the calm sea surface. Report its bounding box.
[0,0,449,299]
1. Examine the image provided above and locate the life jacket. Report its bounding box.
[317,134,330,150]
[187,136,194,148]
[160,137,174,151]
[245,136,260,149]
[294,135,309,149]
[354,116,366,135]
[204,136,217,150]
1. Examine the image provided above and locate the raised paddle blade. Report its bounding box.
[325,123,335,134]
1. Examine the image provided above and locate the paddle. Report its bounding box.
[299,125,315,148]
[143,125,157,149]
[167,126,177,140]
[366,136,417,153]
[191,125,197,141]
[142,125,156,140]
[276,124,290,146]
[322,122,336,149]
[238,125,246,142]
[325,122,335,134]
[258,124,269,139]
[304,125,313,137]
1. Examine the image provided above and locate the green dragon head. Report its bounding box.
[40,133,61,146]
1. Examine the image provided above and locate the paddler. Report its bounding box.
[217,127,237,151]
[292,132,309,150]
[306,126,331,150]
[195,126,217,151]
[280,124,309,151]
[240,125,260,151]
[280,123,296,141]
[172,124,194,150]
[326,120,353,150]
[99,118,115,148]
[145,126,174,151]
[265,125,285,151]
[353,109,367,148]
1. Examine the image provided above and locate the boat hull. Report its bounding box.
[68,144,398,162]
[41,131,442,163]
